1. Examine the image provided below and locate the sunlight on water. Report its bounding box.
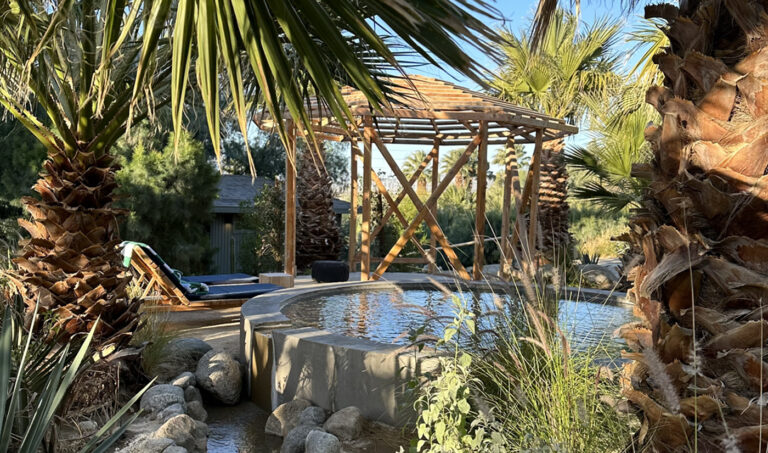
[282,288,634,353]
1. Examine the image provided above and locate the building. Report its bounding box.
[210,175,350,273]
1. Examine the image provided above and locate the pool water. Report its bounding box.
[281,288,634,352]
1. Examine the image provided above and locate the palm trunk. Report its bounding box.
[6,148,137,345]
[296,150,342,269]
[538,138,570,262]
[620,2,768,450]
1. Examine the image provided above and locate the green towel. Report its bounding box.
[120,241,209,295]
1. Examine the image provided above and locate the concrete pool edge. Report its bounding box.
[239,275,630,425]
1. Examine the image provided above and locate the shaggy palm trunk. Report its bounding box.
[538,139,570,262]
[6,149,137,344]
[619,2,768,451]
[296,151,342,269]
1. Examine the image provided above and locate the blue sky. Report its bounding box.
[368,0,648,176]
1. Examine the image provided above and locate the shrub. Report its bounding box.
[238,180,284,274]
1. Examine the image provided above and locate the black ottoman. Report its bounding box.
[311,260,349,283]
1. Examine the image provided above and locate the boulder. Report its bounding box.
[172,372,196,389]
[265,399,312,437]
[281,424,319,453]
[580,264,620,290]
[116,435,175,453]
[140,385,186,416]
[158,403,186,422]
[195,350,242,405]
[152,414,208,453]
[184,386,202,404]
[186,400,208,422]
[322,407,363,441]
[163,447,188,453]
[305,430,341,453]
[299,407,327,427]
[148,338,212,382]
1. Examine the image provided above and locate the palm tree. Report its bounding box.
[402,150,433,194]
[441,148,478,189]
[565,83,655,212]
[296,149,341,269]
[534,1,768,450]
[491,11,622,262]
[0,1,502,341]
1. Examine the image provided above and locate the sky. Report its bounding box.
[364,0,649,178]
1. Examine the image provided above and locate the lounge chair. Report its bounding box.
[121,242,281,308]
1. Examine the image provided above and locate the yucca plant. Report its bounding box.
[0,296,151,452]
[0,0,501,340]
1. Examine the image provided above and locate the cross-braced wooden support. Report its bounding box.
[256,75,576,282]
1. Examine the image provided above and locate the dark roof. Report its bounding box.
[213,175,350,215]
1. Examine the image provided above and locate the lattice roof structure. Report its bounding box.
[254,74,577,146]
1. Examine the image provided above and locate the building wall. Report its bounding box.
[210,214,234,274]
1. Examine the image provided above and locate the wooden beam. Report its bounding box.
[527,130,543,264]
[500,138,519,279]
[370,169,432,262]
[348,140,359,271]
[429,139,440,273]
[284,122,297,276]
[361,117,373,281]
[370,132,480,281]
[370,150,433,240]
[472,121,489,280]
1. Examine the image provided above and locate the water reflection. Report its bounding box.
[282,289,634,352]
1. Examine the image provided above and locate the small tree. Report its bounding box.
[115,128,219,274]
[238,181,284,275]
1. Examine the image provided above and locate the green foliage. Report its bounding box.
[566,82,656,212]
[115,126,220,274]
[238,180,285,274]
[0,296,152,453]
[492,10,622,122]
[570,202,629,257]
[411,297,506,453]
[0,117,46,257]
[471,304,635,452]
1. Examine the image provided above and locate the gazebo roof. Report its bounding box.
[254,74,578,146]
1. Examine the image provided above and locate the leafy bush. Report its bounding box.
[570,202,629,257]
[115,127,220,274]
[238,180,284,274]
[0,296,151,452]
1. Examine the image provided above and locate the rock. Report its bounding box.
[152,414,208,453]
[77,419,98,435]
[172,372,196,389]
[265,399,312,437]
[186,400,208,422]
[281,424,319,453]
[163,446,188,453]
[116,435,175,453]
[140,385,186,416]
[299,407,327,427]
[322,407,363,441]
[580,264,620,290]
[148,338,212,382]
[195,350,242,405]
[184,386,202,404]
[305,430,341,453]
[481,263,501,277]
[158,403,186,422]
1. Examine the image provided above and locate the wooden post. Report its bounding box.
[429,139,440,273]
[284,122,297,276]
[472,122,488,280]
[348,140,359,271]
[500,138,519,279]
[527,130,543,264]
[361,117,373,281]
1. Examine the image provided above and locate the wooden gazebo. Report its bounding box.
[255,75,577,282]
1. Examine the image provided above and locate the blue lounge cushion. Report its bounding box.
[187,283,283,301]
[182,273,259,285]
